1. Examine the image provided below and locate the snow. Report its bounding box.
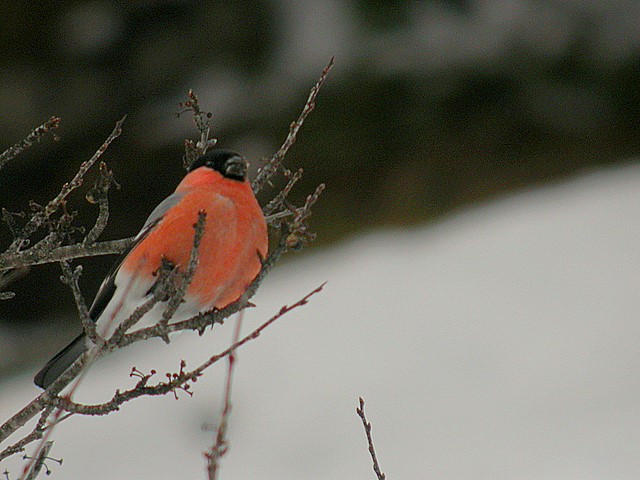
[3,162,640,479]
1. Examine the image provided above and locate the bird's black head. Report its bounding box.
[188,149,248,181]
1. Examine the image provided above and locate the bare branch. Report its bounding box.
[158,211,207,341]
[65,294,311,413]
[0,116,60,171]
[252,56,334,193]
[0,233,293,448]
[22,441,61,480]
[286,182,326,250]
[0,404,55,461]
[108,272,171,346]
[179,90,217,169]
[59,261,99,345]
[48,283,325,417]
[262,167,304,217]
[205,310,244,480]
[0,237,133,272]
[170,282,325,387]
[83,161,119,245]
[23,232,63,259]
[7,115,126,254]
[0,232,301,452]
[356,398,387,480]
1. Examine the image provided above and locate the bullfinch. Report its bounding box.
[34,149,268,389]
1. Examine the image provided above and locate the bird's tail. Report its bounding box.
[34,334,87,389]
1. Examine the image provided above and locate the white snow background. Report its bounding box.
[3,161,640,479]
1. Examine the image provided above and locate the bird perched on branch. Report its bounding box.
[34,149,268,389]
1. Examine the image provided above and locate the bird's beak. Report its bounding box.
[224,155,247,179]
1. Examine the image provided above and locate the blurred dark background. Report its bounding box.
[1,1,639,375]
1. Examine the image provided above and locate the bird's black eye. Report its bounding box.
[188,149,247,181]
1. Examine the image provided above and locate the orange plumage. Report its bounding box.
[34,149,268,389]
[122,164,267,308]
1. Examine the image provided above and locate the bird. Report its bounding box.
[34,149,269,389]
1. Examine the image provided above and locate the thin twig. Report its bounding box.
[0,346,94,454]
[252,57,334,194]
[285,183,325,250]
[356,398,387,480]
[0,117,60,171]
[83,161,119,245]
[108,277,168,346]
[262,167,304,217]
[23,231,63,259]
[59,261,99,344]
[205,310,244,480]
[48,283,325,417]
[158,211,207,342]
[179,90,217,169]
[291,183,325,230]
[22,441,61,480]
[8,115,126,254]
[0,404,55,462]
[18,404,68,478]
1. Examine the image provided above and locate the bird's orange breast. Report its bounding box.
[121,168,268,310]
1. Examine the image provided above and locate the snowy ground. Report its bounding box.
[3,161,640,479]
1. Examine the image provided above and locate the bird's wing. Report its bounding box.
[88,192,184,320]
[139,191,186,233]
